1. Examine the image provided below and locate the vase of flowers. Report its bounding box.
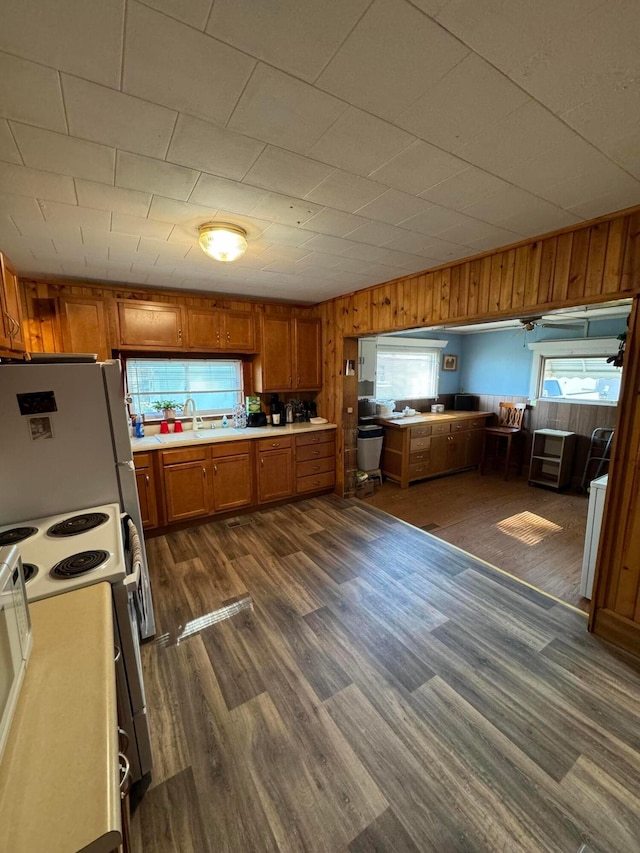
[152,400,181,420]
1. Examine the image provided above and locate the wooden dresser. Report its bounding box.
[377,411,492,488]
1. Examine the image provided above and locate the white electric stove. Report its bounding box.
[0,503,126,602]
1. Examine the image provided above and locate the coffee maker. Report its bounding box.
[270,393,286,427]
[304,400,318,420]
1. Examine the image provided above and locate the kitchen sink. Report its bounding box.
[153,430,214,443]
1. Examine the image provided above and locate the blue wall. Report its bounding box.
[459,317,627,396]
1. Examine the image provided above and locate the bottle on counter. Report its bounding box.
[221,414,229,428]
[135,415,144,438]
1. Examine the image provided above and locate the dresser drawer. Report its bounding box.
[296,429,335,447]
[431,422,451,436]
[257,435,292,452]
[469,418,487,430]
[296,470,335,493]
[211,440,251,457]
[296,440,335,462]
[451,420,470,432]
[161,447,208,465]
[409,462,430,479]
[133,452,152,469]
[409,450,429,465]
[297,457,335,478]
[410,436,431,452]
[410,425,431,439]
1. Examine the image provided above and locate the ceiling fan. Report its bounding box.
[517,316,585,332]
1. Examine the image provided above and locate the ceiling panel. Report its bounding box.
[0,0,638,304]
[62,75,177,160]
[207,0,372,82]
[0,52,66,133]
[123,1,255,125]
[317,0,469,120]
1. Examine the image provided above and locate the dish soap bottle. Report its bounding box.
[135,415,145,438]
[221,414,229,428]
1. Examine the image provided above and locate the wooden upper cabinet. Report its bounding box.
[294,317,322,390]
[255,314,295,392]
[254,315,322,393]
[117,299,184,349]
[187,308,255,351]
[59,296,110,361]
[0,254,25,352]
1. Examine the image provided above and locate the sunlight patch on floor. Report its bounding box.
[495,511,563,546]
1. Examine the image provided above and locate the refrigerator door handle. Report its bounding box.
[117,461,135,471]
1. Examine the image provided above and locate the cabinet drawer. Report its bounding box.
[409,450,429,464]
[258,435,292,452]
[133,452,152,469]
[451,420,470,432]
[410,425,431,438]
[469,418,487,430]
[161,447,208,466]
[211,440,251,457]
[295,430,335,447]
[431,422,451,436]
[296,470,335,494]
[297,457,334,478]
[296,440,335,462]
[410,436,431,452]
[409,462,430,479]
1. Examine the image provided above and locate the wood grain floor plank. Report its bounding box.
[134,495,640,853]
[133,767,214,853]
[348,808,421,853]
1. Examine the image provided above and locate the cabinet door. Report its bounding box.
[164,461,211,522]
[1,256,25,351]
[222,311,255,351]
[358,338,377,384]
[447,434,467,470]
[429,434,449,475]
[212,453,253,512]
[257,315,294,391]
[59,296,110,361]
[135,467,158,529]
[295,317,322,390]
[465,428,484,467]
[187,309,221,350]
[257,448,293,503]
[117,300,184,348]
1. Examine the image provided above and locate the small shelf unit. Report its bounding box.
[529,429,577,490]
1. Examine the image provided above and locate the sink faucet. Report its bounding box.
[182,397,205,431]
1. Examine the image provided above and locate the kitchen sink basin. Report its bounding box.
[153,431,213,443]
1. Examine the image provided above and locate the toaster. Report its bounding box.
[247,411,267,427]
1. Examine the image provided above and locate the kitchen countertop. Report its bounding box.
[0,583,121,853]
[131,420,336,452]
[376,410,492,427]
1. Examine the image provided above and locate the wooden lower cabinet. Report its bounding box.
[137,429,336,529]
[211,443,253,511]
[295,431,336,493]
[257,437,293,503]
[164,460,211,523]
[133,453,158,529]
[381,413,490,487]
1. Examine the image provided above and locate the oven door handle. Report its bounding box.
[123,560,141,588]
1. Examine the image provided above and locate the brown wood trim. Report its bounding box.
[590,607,640,656]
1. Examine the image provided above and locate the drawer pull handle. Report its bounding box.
[271,442,280,447]
[313,466,320,471]
[213,465,217,474]
[202,466,207,478]
[119,752,131,796]
[145,474,150,486]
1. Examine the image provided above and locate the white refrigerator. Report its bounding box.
[0,359,155,637]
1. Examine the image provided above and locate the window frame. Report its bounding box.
[124,355,244,420]
[372,336,447,400]
[527,338,622,406]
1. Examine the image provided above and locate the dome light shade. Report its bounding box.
[198,223,248,262]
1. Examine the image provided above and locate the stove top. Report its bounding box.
[0,503,126,602]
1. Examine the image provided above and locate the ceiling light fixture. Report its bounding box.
[198,223,247,263]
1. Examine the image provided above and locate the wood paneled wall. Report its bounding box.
[317,205,640,655]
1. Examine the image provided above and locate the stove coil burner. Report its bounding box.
[0,526,38,546]
[47,512,109,538]
[50,550,110,579]
[22,564,38,583]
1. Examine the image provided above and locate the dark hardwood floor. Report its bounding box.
[360,469,590,610]
[132,495,640,853]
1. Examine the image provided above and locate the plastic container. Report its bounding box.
[375,400,395,417]
[357,425,384,472]
[135,416,144,438]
